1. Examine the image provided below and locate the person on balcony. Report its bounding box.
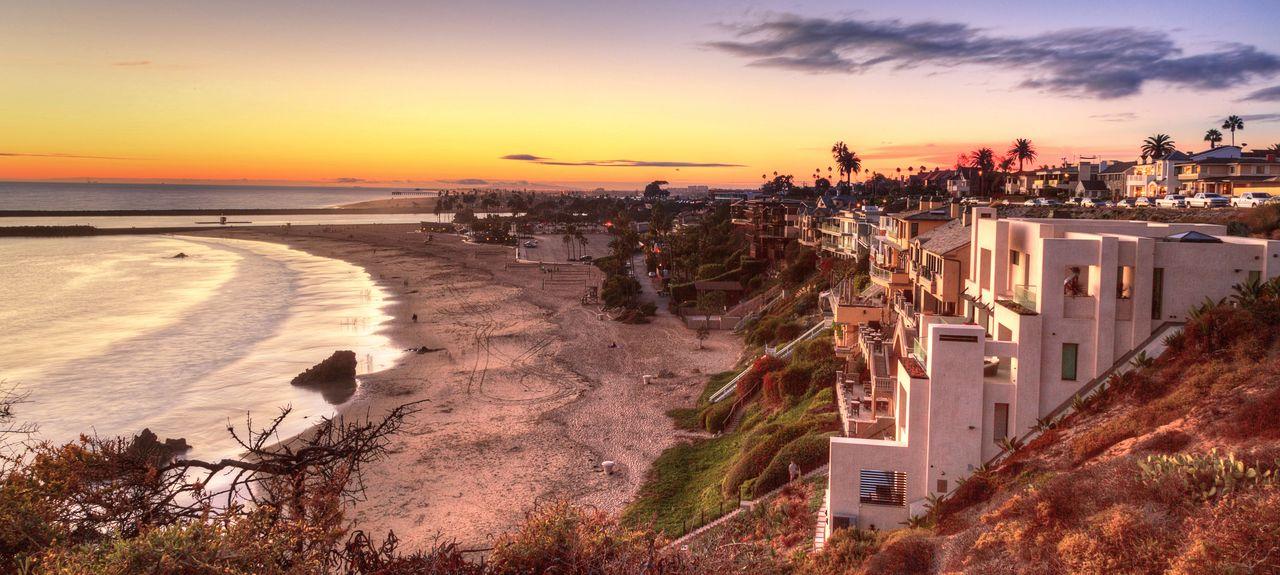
[1063,267,1084,296]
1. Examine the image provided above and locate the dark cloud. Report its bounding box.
[330,177,369,183]
[0,151,137,160]
[1241,85,1280,101]
[112,60,151,67]
[1088,112,1139,122]
[1240,113,1280,123]
[502,154,743,168]
[706,14,1280,99]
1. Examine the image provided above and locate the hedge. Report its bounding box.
[720,424,808,497]
[752,433,831,497]
[699,401,735,434]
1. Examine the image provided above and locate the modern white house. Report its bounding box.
[824,208,1280,533]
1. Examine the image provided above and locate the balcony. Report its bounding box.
[870,262,910,288]
[1063,294,1096,319]
[1010,284,1038,311]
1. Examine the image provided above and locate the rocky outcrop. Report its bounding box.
[128,428,191,465]
[291,350,358,391]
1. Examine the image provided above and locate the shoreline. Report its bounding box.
[192,223,744,548]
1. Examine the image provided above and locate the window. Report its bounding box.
[994,403,1010,442]
[1062,343,1079,381]
[936,479,949,494]
[1010,250,1020,265]
[1250,270,1262,284]
[1151,268,1164,319]
[860,469,907,507]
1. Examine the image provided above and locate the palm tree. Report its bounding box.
[1141,134,1177,161]
[831,141,862,186]
[1007,138,1037,172]
[1268,143,1280,153]
[1222,115,1245,146]
[1204,129,1223,149]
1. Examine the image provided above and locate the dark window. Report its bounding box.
[1010,251,1020,265]
[1151,268,1164,319]
[1062,343,1079,381]
[994,403,1010,443]
[936,479,948,493]
[1250,270,1262,284]
[860,469,907,507]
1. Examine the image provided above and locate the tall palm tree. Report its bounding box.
[1269,143,1280,153]
[831,141,862,185]
[1222,115,1245,146]
[965,148,996,195]
[1007,138,1037,172]
[1141,134,1177,161]
[1204,129,1223,149]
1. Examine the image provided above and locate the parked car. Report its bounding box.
[1023,198,1061,206]
[1156,195,1188,208]
[522,240,538,248]
[1232,192,1276,208]
[1134,197,1154,207]
[1187,193,1230,208]
[1116,198,1139,208]
[1080,198,1110,208]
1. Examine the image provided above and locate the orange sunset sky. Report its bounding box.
[4,0,1280,190]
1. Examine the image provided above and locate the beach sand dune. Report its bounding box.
[198,224,741,549]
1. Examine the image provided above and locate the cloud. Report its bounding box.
[706,14,1280,99]
[112,60,151,67]
[439,178,490,185]
[1241,85,1280,101]
[1088,112,1139,123]
[501,154,743,168]
[1240,113,1280,123]
[0,151,138,160]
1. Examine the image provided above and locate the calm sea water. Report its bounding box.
[0,234,401,458]
[0,181,433,211]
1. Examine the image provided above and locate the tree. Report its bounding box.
[643,180,669,199]
[1204,129,1223,149]
[1008,138,1037,172]
[1141,134,1177,161]
[831,141,862,186]
[695,323,710,350]
[965,148,997,195]
[1222,115,1245,146]
[1269,143,1280,153]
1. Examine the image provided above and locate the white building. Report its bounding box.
[824,208,1280,533]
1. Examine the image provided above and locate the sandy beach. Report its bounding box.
[195,224,741,549]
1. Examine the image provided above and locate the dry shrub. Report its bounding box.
[1169,486,1280,575]
[720,424,807,497]
[1133,429,1194,454]
[1218,384,1280,441]
[487,501,693,575]
[935,473,997,532]
[1055,503,1179,575]
[799,528,879,575]
[860,530,934,575]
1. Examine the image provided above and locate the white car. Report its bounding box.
[1134,197,1154,207]
[1023,198,1061,206]
[1187,193,1230,208]
[1080,198,1110,208]
[1232,192,1276,208]
[1156,195,1188,208]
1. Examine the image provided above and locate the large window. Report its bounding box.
[860,469,907,507]
[1151,268,1164,320]
[994,403,1010,443]
[1062,343,1079,381]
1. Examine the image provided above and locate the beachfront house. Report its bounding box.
[822,208,1280,534]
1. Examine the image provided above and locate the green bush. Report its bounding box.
[639,302,657,316]
[752,434,830,497]
[696,263,727,280]
[778,363,812,397]
[720,425,808,497]
[699,401,735,434]
[774,322,802,343]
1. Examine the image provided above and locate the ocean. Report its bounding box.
[0,181,426,211]
[0,234,401,459]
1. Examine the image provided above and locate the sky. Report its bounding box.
[3,0,1280,190]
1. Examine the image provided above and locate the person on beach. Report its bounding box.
[412,313,418,323]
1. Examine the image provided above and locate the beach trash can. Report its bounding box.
[642,375,652,385]
[602,461,616,475]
